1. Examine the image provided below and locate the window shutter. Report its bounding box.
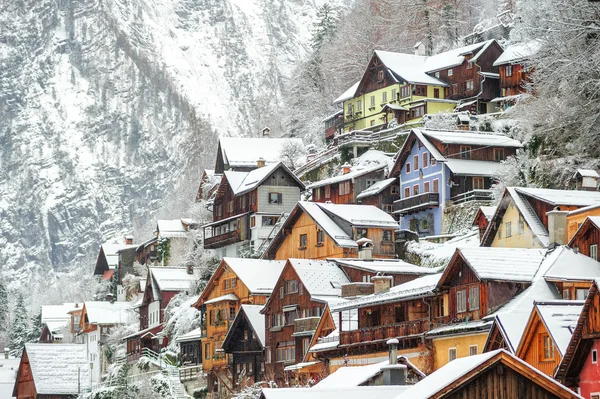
[277,193,282,204]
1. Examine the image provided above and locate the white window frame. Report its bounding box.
[469,345,478,356]
[448,347,457,362]
[448,68,453,76]
[456,289,467,313]
[593,349,598,364]
[591,244,598,261]
[505,222,512,238]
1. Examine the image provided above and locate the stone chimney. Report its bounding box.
[125,235,133,245]
[257,157,266,168]
[186,263,194,275]
[105,293,115,303]
[341,163,352,175]
[381,338,407,385]
[357,237,373,260]
[414,41,426,56]
[262,127,270,137]
[547,208,569,245]
[372,274,393,294]
[341,282,374,298]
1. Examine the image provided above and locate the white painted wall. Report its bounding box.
[148,300,161,328]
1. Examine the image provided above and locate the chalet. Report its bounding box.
[260,259,350,383]
[39,303,78,343]
[481,187,600,248]
[124,267,196,362]
[555,280,600,397]
[214,137,304,174]
[221,304,266,388]
[202,161,305,257]
[472,205,496,242]
[307,160,388,206]
[323,110,344,141]
[390,129,522,236]
[263,202,398,260]
[192,258,285,396]
[92,241,137,301]
[136,236,159,265]
[491,40,540,108]
[176,327,202,367]
[67,304,84,336]
[330,258,439,287]
[78,301,131,384]
[516,300,584,376]
[543,246,600,300]
[356,178,399,215]
[13,343,90,399]
[574,169,599,192]
[566,204,600,242]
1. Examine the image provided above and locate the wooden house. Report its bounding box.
[574,169,599,192]
[13,343,90,399]
[214,137,304,174]
[516,300,584,376]
[192,258,285,396]
[307,162,387,206]
[260,259,350,383]
[491,41,540,108]
[124,267,196,362]
[472,206,496,242]
[202,161,305,257]
[481,187,600,248]
[263,202,398,260]
[135,236,159,266]
[356,178,400,216]
[389,129,521,236]
[196,169,220,202]
[67,305,84,335]
[39,303,77,343]
[323,110,343,141]
[331,258,439,287]
[221,305,267,388]
[555,281,600,397]
[568,216,600,262]
[542,246,600,301]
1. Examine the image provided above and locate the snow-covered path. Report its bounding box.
[0,355,19,399]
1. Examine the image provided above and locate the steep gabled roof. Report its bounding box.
[215,137,304,173]
[306,163,386,190]
[423,39,498,72]
[333,81,360,104]
[289,259,350,297]
[224,162,304,196]
[356,178,396,200]
[374,50,448,86]
[93,243,137,275]
[493,40,542,66]
[420,129,522,148]
[317,202,398,229]
[567,215,600,247]
[331,258,439,275]
[149,267,196,297]
[157,219,187,238]
[543,246,600,282]
[222,304,266,349]
[82,301,131,326]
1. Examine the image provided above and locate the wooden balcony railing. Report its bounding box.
[450,189,493,204]
[204,229,242,249]
[339,319,430,347]
[393,192,439,215]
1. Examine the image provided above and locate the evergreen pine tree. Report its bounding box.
[0,281,8,332]
[26,308,43,343]
[310,4,338,51]
[9,294,29,357]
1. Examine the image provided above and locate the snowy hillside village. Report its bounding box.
[4,3,600,399]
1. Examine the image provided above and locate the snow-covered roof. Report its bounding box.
[420,129,522,148]
[306,163,386,190]
[575,168,600,178]
[84,301,131,325]
[333,81,360,104]
[224,162,304,196]
[223,258,286,294]
[493,40,542,66]
[507,187,550,247]
[322,110,343,122]
[150,267,196,293]
[317,203,398,229]
[219,137,304,169]
[176,327,203,343]
[455,247,547,282]
[289,259,350,297]
[204,293,239,305]
[478,206,497,221]
[333,273,442,312]
[331,259,439,275]
[424,40,496,72]
[101,243,136,268]
[297,202,357,248]
[41,303,79,324]
[157,219,187,238]
[515,187,600,207]
[375,50,448,86]
[426,319,492,338]
[44,321,68,334]
[241,304,266,346]
[24,343,90,395]
[444,159,502,176]
[543,246,600,281]
[535,301,584,356]
[356,178,396,200]
[262,386,405,399]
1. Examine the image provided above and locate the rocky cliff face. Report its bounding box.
[0,0,335,288]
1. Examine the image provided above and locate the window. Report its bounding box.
[404,187,410,198]
[563,289,570,300]
[251,192,256,205]
[276,341,295,363]
[456,289,467,313]
[285,280,298,294]
[415,85,427,96]
[279,286,284,299]
[248,362,253,373]
[413,184,420,195]
[314,188,320,201]
[413,155,419,170]
[452,84,458,95]
[370,95,375,107]
[382,230,392,242]
[229,307,236,320]
[473,176,484,190]
[505,222,512,238]
[459,146,471,159]
[251,216,256,228]
[262,216,277,226]
[391,185,399,194]
[466,80,474,91]
[423,152,429,168]
[325,185,330,198]
[435,71,440,78]
[356,100,362,112]
[469,345,478,356]
[400,85,410,98]
[466,60,473,69]
[391,89,397,101]
[382,91,387,103]
[424,181,430,193]
[593,349,598,364]
[434,88,440,98]
[431,156,437,166]
[468,286,480,310]
[433,179,439,193]
[299,234,307,249]
[448,348,457,362]
[316,229,324,245]
[591,244,598,260]
[577,289,590,300]
[228,200,234,213]
[378,70,384,81]
[302,338,310,356]
[347,103,353,114]
[269,192,282,204]
[541,333,555,360]
[204,343,211,360]
[506,65,512,77]
[299,283,303,296]
[448,68,453,76]
[339,181,345,195]
[217,204,223,217]
[518,219,525,234]
[356,228,368,240]
[411,106,425,118]
[494,148,505,161]
[406,163,411,174]
[266,348,271,364]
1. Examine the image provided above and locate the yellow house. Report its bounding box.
[334,50,454,132]
[566,204,600,242]
[427,323,490,370]
[481,187,600,248]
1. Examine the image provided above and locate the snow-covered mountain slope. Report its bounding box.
[0,0,342,287]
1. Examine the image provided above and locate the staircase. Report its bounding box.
[214,367,235,394]
[165,365,190,399]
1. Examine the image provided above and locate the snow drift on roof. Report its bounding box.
[84,301,131,325]
[375,50,447,86]
[306,163,386,190]
[223,258,286,294]
[507,187,550,246]
[317,203,398,229]
[420,129,522,148]
[157,220,187,238]
[515,187,600,207]
[176,327,203,343]
[298,202,357,248]
[101,243,136,268]
[424,40,495,72]
[25,343,90,394]
[263,386,406,399]
[458,247,547,282]
[289,259,350,297]
[493,40,542,66]
[575,168,600,178]
[543,246,600,281]
[333,81,360,104]
[150,267,196,292]
[444,159,502,176]
[224,162,304,196]
[41,303,78,323]
[478,206,497,220]
[204,293,239,305]
[219,137,304,168]
[315,358,390,388]
[332,259,439,275]
[535,301,584,356]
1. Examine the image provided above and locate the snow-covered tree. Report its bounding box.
[26,308,43,344]
[0,280,8,332]
[279,139,306,170]
[9,294,28,356]
[311,4,338,51]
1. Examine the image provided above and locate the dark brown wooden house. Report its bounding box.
[472,206,496,242]
[568,216,600,262]
[492,41,540,104]
[355,178,400,216]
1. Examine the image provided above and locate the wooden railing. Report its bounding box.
[450,189,493,204]
[203,229,241,249]
[339,319,430,346]
[179,365,203,382]
[393,192,440,214]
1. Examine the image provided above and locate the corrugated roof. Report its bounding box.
[25,344,90,394]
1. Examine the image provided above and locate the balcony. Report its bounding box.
[204,229,242,249]
[339,319,430,347]
[393,192,439,215]
[450,189,493,205]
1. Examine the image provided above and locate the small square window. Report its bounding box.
[299,234,307,248]
[269,192,282,204]
[448,68,453,76]
[593,349,598,364]
[449,348,457,362]
[469,345,478,356]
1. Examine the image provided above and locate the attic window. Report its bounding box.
[378,70,384,81]
[448,68,453,76]
[540,333,555,361]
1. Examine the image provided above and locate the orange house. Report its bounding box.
[192,258,285,396]
[516,300,584,376]
[263,202,398,260]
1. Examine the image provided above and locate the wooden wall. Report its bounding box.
[520,317,561,376]
[14,351,36,399]
[569,223,600,258]
[431,140,518,162]
[499,64,530,95]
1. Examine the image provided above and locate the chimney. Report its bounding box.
[341,163,352,175]
[262,127,270,137]
[186,263,194,275]
[257,157,266,168]
[381,338,407,385]
[125,235,133,245]
[414,41,426,56]
[341,282,375,298]
[547,208,568,245]
[372,274,393,294]
[357,238,373,260]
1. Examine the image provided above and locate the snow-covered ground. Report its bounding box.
[0,355,20,399]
